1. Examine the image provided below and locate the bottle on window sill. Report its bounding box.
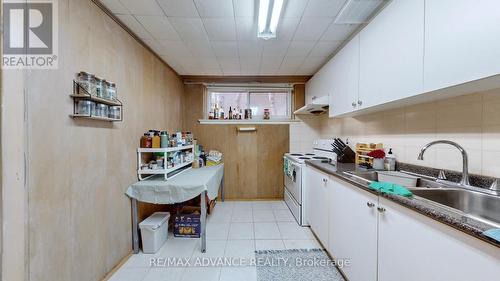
[263,109,270,120]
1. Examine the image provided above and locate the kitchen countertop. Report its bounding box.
[305,160,500,248]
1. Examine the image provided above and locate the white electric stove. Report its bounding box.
[284,139,337,226]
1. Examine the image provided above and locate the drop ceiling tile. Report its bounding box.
[223,69,241,75]
[205,68,223,75]
[142,39,165,55]
[194,0,234,18]
[261,55,285,69]
[183,65,204,75]
[303,0,347,17]
[286,41,315,57]
[293,17,333,41]
[219,58,240,69]
[100,0,129,14]
[185,40,215,57]
[321,23,359,41]
[301,55,329,70]
[262,40,290,57]
[211,41,239,58]
[260,68,279,75]
[119,0,163,15]
[116,15,152,39]
[308,41,342,57]
[233,0,255,17]
[157,0,199,17]
[238,41,263,58]
[157,40,192,57]
[203,18,236,41]
[199,58,220,69]
[135,16,180,40]
[276,17,300,41]
[279,56,306,73]
[169,18,209,41]
[235,17,257,41]
[295,67,316,75]
[179,57,202,69]
[161,57,185,73]
[240,57,261,70]
[282,0,308,18]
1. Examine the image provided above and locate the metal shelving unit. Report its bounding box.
[137,145,194,180]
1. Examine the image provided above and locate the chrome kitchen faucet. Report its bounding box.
[418,140,470,186]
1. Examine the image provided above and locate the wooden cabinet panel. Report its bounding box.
[328,177,378,281]
[424,0,500,92]
[378,198,500,281]
[359,0,424,108]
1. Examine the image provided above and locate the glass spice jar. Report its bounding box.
[95,103,109,117]
[76,71,96,96]
[95,77,105,98]
[106,81,117,100]
[77,100,95,115]
[108,106,121,119]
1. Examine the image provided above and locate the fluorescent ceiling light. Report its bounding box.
[258,0,284,40]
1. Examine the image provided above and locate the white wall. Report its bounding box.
[289,115,322,152]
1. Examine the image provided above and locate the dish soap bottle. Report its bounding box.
[385,148,396,171]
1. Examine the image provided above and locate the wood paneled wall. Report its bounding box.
[293,84,306,111]
[24,1,185,280]
[183,84,290,200]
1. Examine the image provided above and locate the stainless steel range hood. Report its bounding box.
[294,96,329,115]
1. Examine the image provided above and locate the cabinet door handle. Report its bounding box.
[322,178,328,183]
[366,202,375,208]
[377,207,386,213]
[357,100,363,106]
[351,102,357,107]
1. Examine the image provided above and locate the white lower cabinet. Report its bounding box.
[328,177,378,281]
[325,176,500,281]
[378,197,500,281]
[305,165,330,247]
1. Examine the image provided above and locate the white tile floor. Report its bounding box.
[109,201,322,281]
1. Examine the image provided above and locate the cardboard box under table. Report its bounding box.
[126,164,224,253]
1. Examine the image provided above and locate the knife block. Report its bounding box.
[337,146,356,163]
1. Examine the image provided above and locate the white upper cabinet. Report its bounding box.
[305,60,334,104]
[358,0,424,108]
[423,0,500,92]
[329,35,360,117]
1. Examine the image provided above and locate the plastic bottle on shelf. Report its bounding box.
[160,131,169,148]
[152,131,161,148]
[141,133,152,148]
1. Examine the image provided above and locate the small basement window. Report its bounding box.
[206,87,292,120]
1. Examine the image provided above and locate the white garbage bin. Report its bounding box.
[139,212,170,254]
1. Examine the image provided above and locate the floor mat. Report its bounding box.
[255,249,345,281]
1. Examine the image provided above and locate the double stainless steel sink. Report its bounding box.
[343,170,500,227]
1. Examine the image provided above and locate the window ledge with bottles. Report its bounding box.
[202,85,297,125]
[198,119,300,125]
